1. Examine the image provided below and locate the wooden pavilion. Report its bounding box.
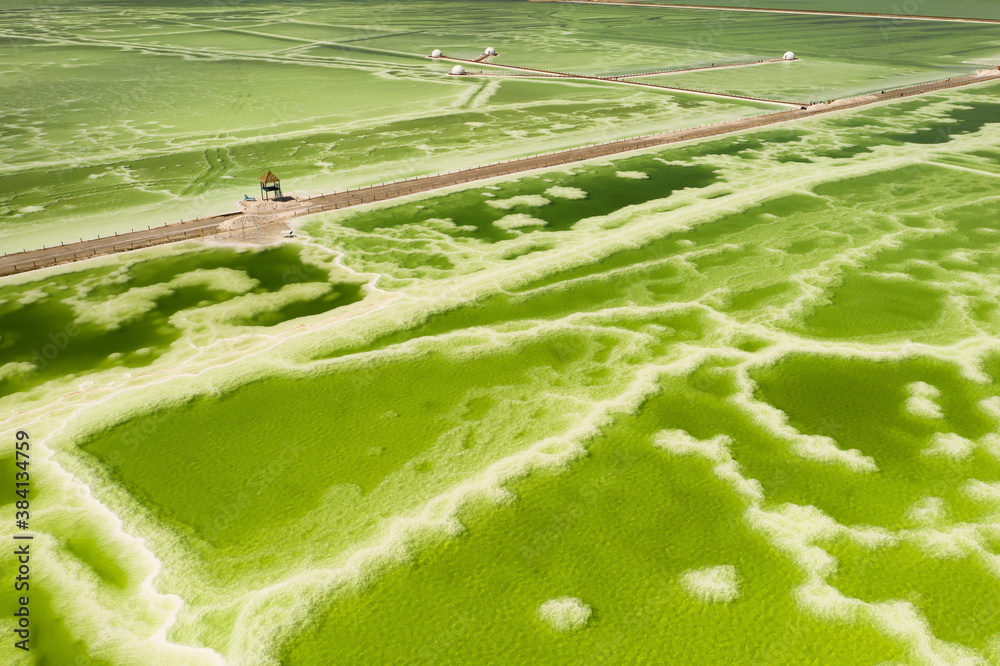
[259,171,283,201]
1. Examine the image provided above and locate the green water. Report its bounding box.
[338,155,719,241]
[79,332,615,560]
[620,0,1000,21]
[4,0,998,252]
[0,244,366,400]
[4,3,1000,664]
[283,402,909,664]
[6,82,996,663]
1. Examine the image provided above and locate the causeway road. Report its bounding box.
[3,71,999,278]
[438,54,805,105]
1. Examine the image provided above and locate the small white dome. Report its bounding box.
[783,51,795,60]
[431,49,442,58]
[484,47,497,56]
[451,65,466,75]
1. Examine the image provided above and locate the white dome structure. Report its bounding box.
[783,51,795,60]
[431,49,442,58]
[450,65,466,75]
[484,47,497,56]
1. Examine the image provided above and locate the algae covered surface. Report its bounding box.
[617,0,1000,21]
[3,0,1000,250]
[5,1,1000,664]
[4,78,1000,664]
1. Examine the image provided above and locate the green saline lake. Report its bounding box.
[4,1,1000,664]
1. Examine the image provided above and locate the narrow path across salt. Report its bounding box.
[3,71,998,278]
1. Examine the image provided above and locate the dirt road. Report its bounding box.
[3,71,998,278]
[437,55,804,105]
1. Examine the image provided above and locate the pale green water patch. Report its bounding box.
[618,0,1000,21]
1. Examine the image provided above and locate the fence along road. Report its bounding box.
[436,54,807,106]
[2,71,999,278]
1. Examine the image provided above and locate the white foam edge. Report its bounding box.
[0,434,225,664]
[218,365,664,663]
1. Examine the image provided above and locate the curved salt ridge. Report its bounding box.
[790,436,879,472]
[726,364,878,474]
[0,433,225,664]
[653,428,764,502]
[184,281,336,326]
[680,565,741,604]
[907,526,981,561]
[538,597,592,631]
[654,429,731,464]
[217,366,665,663]
[962,479,1000,507]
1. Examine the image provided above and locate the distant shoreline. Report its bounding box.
[530,0,1000,25]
